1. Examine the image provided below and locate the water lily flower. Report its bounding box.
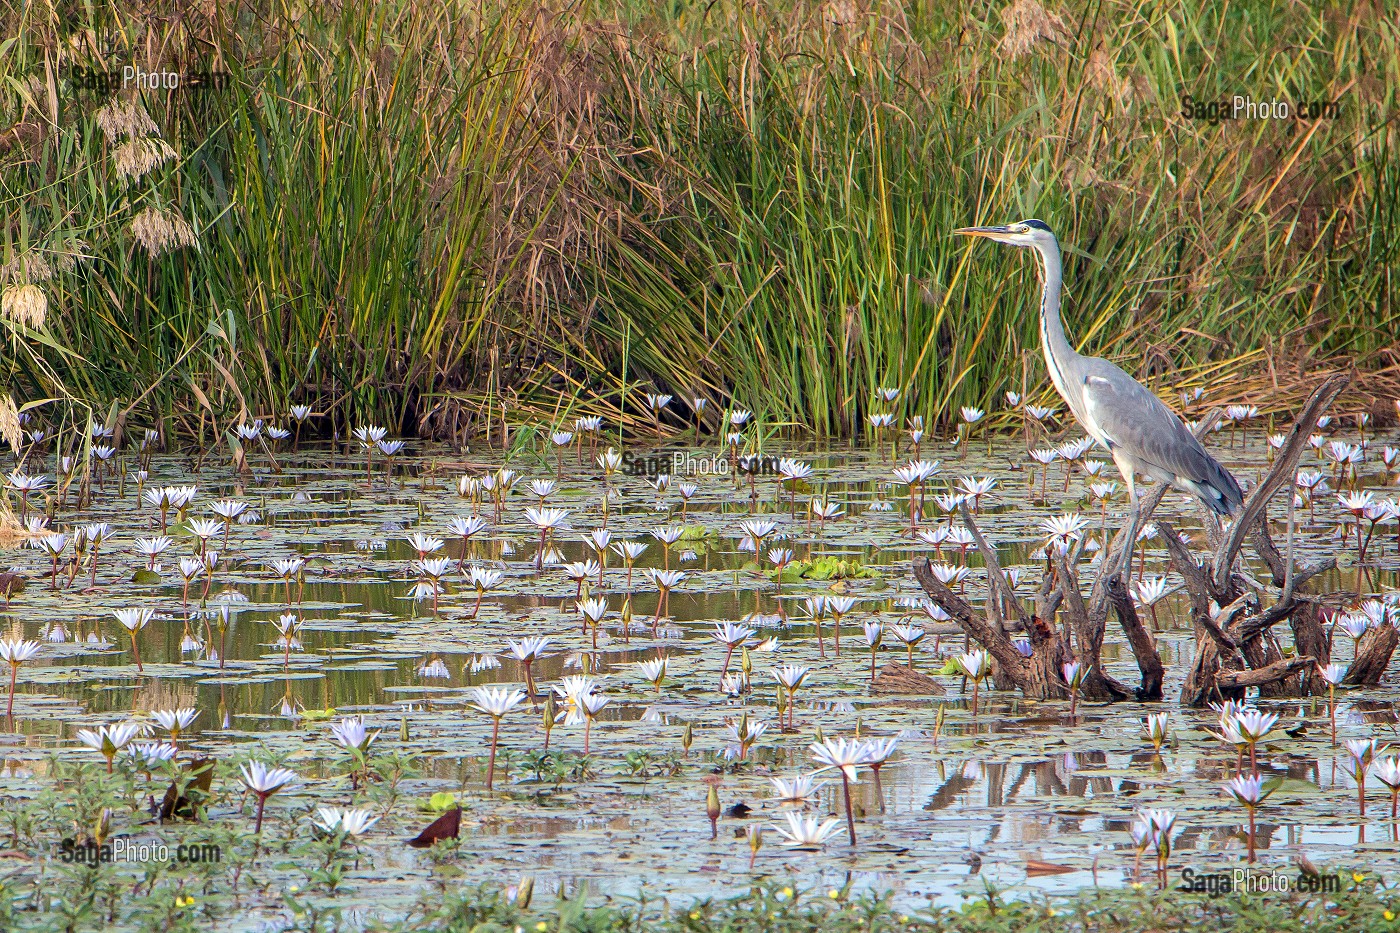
[862,621,883,684]
[769,773,826,804]
[466,566,504,618]
[506,637,552,698]
[1373,757,1400,824]
[113,608,155,672]
[957,649,992,714]
[1232,709,1280,775]
[39,533,68,589]
[562,560,600,599]
[1139,808,1176,880]
[1346,737,1383,818]
[863,737,899,813]
[1129,815,1156,881]
[1317,662,1346,744]
[1063,660,1085,716]
[151,707,198,747]
[611,540,647,588]
[888,623,926,671]
[771,665,811,730]
[77,721,145,773]
[1144,712,1170,752]
[824,596,858,657]
[209,499,246,548]
[126,741,179,774]
[269,556,305,606]
[1223,774,1276,862]
[636,657,668,694]
[524,507,571,569]
[329,716,380,757]
[0,638,40,717]
[239,761,298,832]
[134,536,173,572]
[447,516,488,570]
[645,569,685,632]
[810,738,873,845]
[187,518,223,554]
[956,476,997,511]
[712,622,754,679]
[469,685,527,790]
[313,807,380,838]
[771,811,843,849]
[4,471,48,520]
[405,531,444,560]
[577,597,609,647]
[576,690,609,753]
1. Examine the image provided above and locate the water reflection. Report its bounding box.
[2,435,1398,904]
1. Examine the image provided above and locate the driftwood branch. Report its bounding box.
[1216,656,1314,690]
[912,558,1030,689]
[1162,376,1365,705]
[1212,374,1349,586]
[957,503,1030,632]
[1344,624,1399,687]
[1057,556,1130,700]
[1105,574,1164,700]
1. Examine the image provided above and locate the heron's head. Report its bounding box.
[954,219,1056,249]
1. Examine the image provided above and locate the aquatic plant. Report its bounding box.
[469,686,527,791]
[239,761,299,833]
[0,637,39,718]
[810,738,872,846]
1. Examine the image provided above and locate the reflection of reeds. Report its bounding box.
[130,680,198,714]
[4,0,1397,436]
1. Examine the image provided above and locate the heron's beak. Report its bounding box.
[954,225,1014,240]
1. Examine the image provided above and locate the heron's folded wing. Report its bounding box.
[1077,360,1221,486]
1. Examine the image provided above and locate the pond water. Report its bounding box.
[1,428,1398,922]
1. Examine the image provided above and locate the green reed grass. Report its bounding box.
[1,0,1395,439]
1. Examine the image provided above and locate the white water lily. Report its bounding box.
[314,807,380,837]
[770,811,843,849]
[769,773,826,803]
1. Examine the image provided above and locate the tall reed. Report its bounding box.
[2,0,1394,439]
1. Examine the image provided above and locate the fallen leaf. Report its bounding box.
[407,806,461,847]
[1025,859,1076,876]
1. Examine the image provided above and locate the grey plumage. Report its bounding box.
[956,218,1243,517]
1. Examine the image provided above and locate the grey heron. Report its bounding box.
[955,219,1243,574]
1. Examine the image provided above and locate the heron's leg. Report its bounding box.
[1108,455,1141,581]
[1114,495,1142,581]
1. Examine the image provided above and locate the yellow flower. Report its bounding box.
[1384,910,1395,921]
[688,912,700,921]
[1354,872,1366,883]
[289,885,299,893]
[780,887,794,900]
[828,889,840,899]
[535,924,548,932]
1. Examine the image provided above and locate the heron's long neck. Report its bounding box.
[1032,238,1077,400]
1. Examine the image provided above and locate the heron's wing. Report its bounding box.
[1076,359,1227,490]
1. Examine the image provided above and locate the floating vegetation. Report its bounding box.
[0,379,1397,929]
